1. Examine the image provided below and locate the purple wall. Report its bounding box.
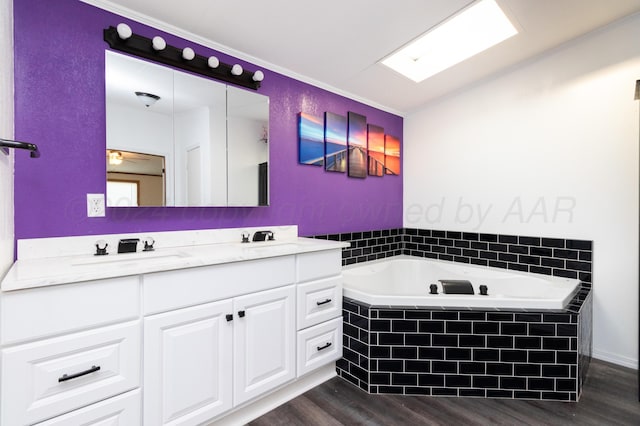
[13,0,402,240]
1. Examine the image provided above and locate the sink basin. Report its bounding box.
[71,251,188,266]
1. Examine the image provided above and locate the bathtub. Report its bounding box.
[342,256,580,310]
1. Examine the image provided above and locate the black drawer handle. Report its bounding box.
[238,310,246,318]
[225,314,233,322]
[58,365,101,382]
[317,342,332,351]
[316,298,332,306]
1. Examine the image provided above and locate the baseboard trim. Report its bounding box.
[593,349,638,369]
[211,363,337,425]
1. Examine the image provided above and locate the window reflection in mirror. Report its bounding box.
[105,51,269,207]
[106,150,165,206]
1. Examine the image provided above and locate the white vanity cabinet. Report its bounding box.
[142,257,296,425]
[1,231,346,426]
[0,276,141,426]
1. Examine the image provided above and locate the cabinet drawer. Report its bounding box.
[144,256,295,314]
[296,317,342,377]
[1,321,140,425]
[35,389,141,425]
[296,276,342,330]
[296,250,341,283]
[1,276,140,345]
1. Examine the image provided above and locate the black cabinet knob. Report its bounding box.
[225,314,233,321]
[238,310,246,318]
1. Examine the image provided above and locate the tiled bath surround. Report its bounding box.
[311,228,592,288]
[310,228,593,400]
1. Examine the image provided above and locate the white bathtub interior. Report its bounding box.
[342,256,580,310]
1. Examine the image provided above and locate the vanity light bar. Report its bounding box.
[103,25,263,90]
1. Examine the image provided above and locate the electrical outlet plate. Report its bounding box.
[87,193,105,217]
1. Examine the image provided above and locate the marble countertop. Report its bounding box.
[1,238,348,292]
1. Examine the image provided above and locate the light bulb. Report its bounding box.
[252,70,264,82]
[116,23,132,40]
[208,56,219,68]
[182,47,195,60]
[152,36,166,51]
[231,64,243,76]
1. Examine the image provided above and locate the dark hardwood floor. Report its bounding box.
[249,359,639,425]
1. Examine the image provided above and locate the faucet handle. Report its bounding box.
[143,237,155,252]
[241,232,250,243]
[95,240,108,256]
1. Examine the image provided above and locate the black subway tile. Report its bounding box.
[370,346,390,359]
[471,258,488,266]
[489,243,508,252]
[439,238,454,247]
[460,389,486,397]
[377,359,403,372]
[405,387,431,396]
[499,235,518,244]
[474,349,500,362]
[460,311,487,321]
[405,360,430,373]
[460,362,486,375]
[508,263,529,272]
[446,348,472,361]
[528,351,556,364]
[480,234,498,242]
[377,386,404,394]
[378,333,404,346]
[514,363,541,376]
[515,313,542,322]
[515,337,542,350]
[463,232,479,241]
[480,251,498,260]
[459,334,486,347]
[432,311,459,320]
[432,230,446,238]
[501,377,526,390]
[489,261,508,269]
[471,242,489,250]
[519,255,541,266]
[420,320,445,333]
[487,390,513,398]
[509,245,529,254]
[447,321,472,334]
[499,253,518,262]
[528,378,555,391]
[553,269,578,279]
[473,376,499,389]
[463,249,480,258]
[405,333,431,347]
[529,324,555,336]
[371,319,391,332]
[556,379,577,392]
[565,260,592,272]
[530,266,552,276]
[501,350,528,363]
[554,249,579,260]
[455,240,471,248]
[519,236,541,246]
[474,322,500,334]
[487,312,514,322]
[543,337,570,350]
[487,336,514,348]
[530,247,553,257]
[447,231,462,239]
[432,334,458,347]
[566,240,592,250]
[392,346,418,359]
[392,373,417,386]
[543,313,572,323]
[542,365,571,378]
[557,324,578,337]
[486,363,513,376]
[432,388,458,396]
[419,347,445,360]
[393,319,418,332]
[446,375,472,388]
[515,391,542,400]
[542,392,572,401]
[541,238,565,248]
[419,374,445,387]
[378,310,404,319]
[501,322,527,335]
[432,361,458,374]
[541,257,564,268]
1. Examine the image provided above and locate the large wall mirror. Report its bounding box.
[105,51,269,207]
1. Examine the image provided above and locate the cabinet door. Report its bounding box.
[144,299,233,426]
[233,285,296,405]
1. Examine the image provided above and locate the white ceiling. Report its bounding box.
[88,0,640,115]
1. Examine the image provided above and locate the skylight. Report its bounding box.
[381,0,517,82]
